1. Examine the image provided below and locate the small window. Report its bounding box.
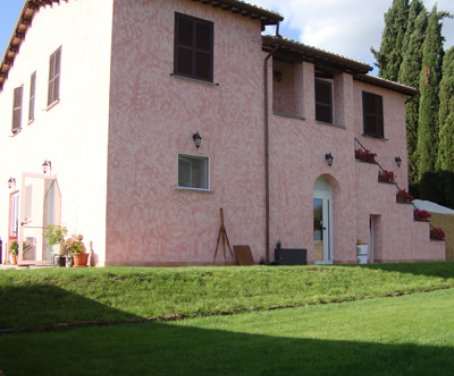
[315,79,333,123]
[174,13,213,82]
[12,86,23,133]
[178,154,209,190]
[362,92,384,138]
[29,72,36,122]
[48,47,61,106]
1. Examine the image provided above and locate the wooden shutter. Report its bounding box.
[48,47,61,105]
[315,79,333,123]
[12,86,23,133]
[29,72,36,121]
[175,13,213,81]
[362,92,384,138]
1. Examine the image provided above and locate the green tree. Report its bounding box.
[372,0,409,80]
[398,1,428,184]
[416,6,449,179]
[436,47,454,171]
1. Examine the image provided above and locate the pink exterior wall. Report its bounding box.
[0,0,113,265]
[106,0,267,265]
[0,0,444,266]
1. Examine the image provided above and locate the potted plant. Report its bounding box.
[9,240,18,265]
[355,149,377,163]
[430,227,445,241]
[65,234,88,267]
[396,189,414,204]
[378,169,395,183]
[414,209,432,222]
[44,225,68,266]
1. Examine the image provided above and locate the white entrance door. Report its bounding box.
[19,174,61,265]
[313,179,333,264]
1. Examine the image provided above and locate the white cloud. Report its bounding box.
[249,0,454,66]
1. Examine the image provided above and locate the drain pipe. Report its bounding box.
[263,26,280,264]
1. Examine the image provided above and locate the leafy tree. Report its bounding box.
[398,1,428,184]
[436,47,454,171]
[416,6,449,179]
[372,0,409,80]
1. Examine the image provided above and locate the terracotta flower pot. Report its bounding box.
[11,255,17,265]
[72,253,88,267]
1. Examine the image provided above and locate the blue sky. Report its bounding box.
[1,0,453,70]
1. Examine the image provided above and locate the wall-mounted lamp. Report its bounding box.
[325,153,334,167]
[42,160,52,174]
[8,177,16,190]
[395,156,402,168]
[273,70,283,83]
[192,132,202,149]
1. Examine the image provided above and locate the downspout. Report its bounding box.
[264,24,280,264]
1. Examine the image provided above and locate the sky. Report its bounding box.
[0,0,453,71]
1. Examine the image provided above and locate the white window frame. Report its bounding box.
[177,153,210,191]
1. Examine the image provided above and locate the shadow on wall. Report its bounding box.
[0,317,453,375]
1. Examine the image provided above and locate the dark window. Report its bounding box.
[174,13,213,82]
[315,79,333,123]
[12,86,23,134]
[29,72,36,121]
[178,154,209,190]
[48,47,61,105]
[362,92,384,138]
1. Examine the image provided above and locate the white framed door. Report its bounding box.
[18,173,61,264]
[313,179,333,264]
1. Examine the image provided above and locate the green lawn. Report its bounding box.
[1,263,454,330]
[0,289,453,375]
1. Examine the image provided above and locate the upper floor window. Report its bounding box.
[12,86,23,134]
[362,91,384,138]
[178,154,210,190]
[28,72,36,122]
[174,13,213,82]
[315,79,333,123]
[48,47,61,106]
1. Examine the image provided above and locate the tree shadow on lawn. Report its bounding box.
[341,262,454,280]
[0,320,453,376]
[0,284,140,331]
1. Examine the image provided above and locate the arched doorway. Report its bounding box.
[313,177,333,264]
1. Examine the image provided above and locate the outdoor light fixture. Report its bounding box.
[42,160,52,174]
[325,153,334,167]
[395,156,402,168]
[193,132,202,149]
[8,177,16,190]
[273,70,283,83]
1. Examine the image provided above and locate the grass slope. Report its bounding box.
[0,289,453,375]
[0,263,453,330]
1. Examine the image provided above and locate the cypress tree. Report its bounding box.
[398,1,428,184]
[436,47,454,171]
[372,0,409,80]
[416,6,449,179]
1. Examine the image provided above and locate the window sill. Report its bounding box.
[27,119,35,126]
[170,73,219,87]
[46,99,60,111]
[176,187,213,193]
[273,112,305,121]
[316,121,346,129]
[361,134,389,142]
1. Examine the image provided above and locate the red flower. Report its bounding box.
[355,149,377,163]
[378,169,395,183]
[414,209,432,221]
[430,227,445,241]
[396,189,414,203]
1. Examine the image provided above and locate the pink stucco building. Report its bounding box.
[0,0,445,266]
